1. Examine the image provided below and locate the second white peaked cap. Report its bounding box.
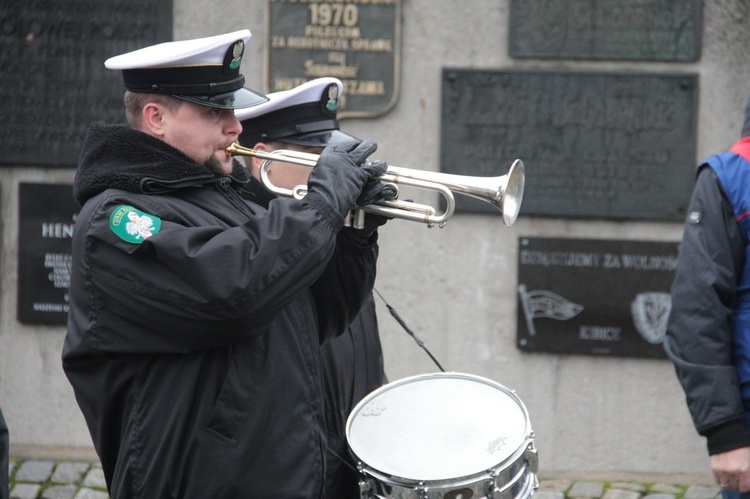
[105,30,267,110]
[236,77,357,147]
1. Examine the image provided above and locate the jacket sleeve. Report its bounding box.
[69,190,342,354]
[245,174,381,344]
[664,165,750,454]
[310,231,379,344]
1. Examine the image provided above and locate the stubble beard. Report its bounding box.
[204,153,231,177]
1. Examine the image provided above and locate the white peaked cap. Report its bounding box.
[237,77,357,147]
[105,30,252,69]
[104,30,267,110]
[235,77,343,120]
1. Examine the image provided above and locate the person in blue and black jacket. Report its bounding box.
[666,93,750,498]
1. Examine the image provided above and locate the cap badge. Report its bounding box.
[228,40,244,70]
[326,83,339,111]
[110,205,162,243]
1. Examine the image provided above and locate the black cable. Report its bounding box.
[373,288,445,372]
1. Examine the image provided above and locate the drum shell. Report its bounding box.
[358,441,538,499]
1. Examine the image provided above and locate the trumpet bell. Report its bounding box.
[225,143,525,228]
[501,159,525,227]
[386,159,525,228]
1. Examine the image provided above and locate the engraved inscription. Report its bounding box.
[509,0,702,61]
[267,0,401,118]
[441,70,697,221]
[18,183,80,325]
[516,237,678,358]
[0,1,172,167]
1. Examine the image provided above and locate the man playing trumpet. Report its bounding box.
[63,31,392,497]
[234,77,391,497]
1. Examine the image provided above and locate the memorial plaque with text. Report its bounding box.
[18,183,79,325]
[440,70,697,221]
[266,0,401,118]
[509,0,702,61]
[0,1,172,167]
[516,237,677,358]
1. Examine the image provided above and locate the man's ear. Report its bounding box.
[141,103,167,137]
[249,142,269,177]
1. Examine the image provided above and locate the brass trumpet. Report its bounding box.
[226,143,525,228]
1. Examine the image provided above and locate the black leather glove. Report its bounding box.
[356,168,397,206]
[305,139,388,227]
[339,204,399,245]
[340,176,398,246]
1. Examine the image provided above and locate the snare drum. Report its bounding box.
[346,372,538,499]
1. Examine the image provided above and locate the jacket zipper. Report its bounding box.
[216,177,257,219]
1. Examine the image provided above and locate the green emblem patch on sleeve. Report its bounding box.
[109,205,162,243]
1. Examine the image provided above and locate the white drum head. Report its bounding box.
[346,372,531,482]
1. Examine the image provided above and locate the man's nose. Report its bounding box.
[226,111,242,136]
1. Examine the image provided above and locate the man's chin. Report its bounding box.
[204,154,233,176]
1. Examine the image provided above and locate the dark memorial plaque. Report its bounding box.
[516,237,678,358]
[18,183,79,325]
[509,0,702,61]
[266,0,401,118]
[440,70,697,221]
[0,1,172,167]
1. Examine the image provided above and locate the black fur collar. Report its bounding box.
[74,122,250,205]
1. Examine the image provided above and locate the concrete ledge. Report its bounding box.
[538,470,715,487]
[10,444,98,461]
[8,447,717,488]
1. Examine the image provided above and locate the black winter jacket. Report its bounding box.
[62,123,378,498]
[665,166,750,455]
[243,177,388,498]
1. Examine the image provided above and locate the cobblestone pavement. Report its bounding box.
[8,459,107,499]
[7,458,721,499]
[535,478,720,499]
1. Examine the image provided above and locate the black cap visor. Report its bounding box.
[122,65,268,110]
[176,87,268,110]
[280,129,358,147]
